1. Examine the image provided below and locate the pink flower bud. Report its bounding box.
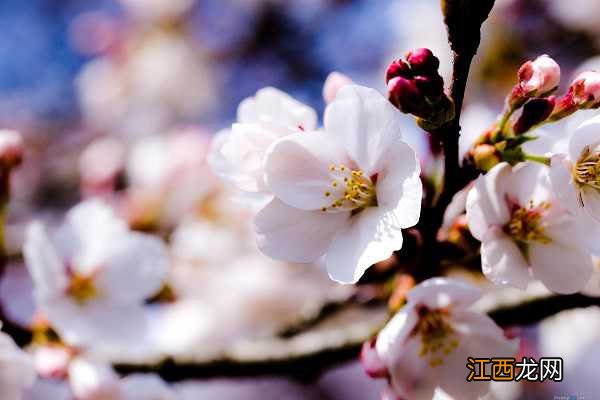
[0,130,24,169]
[406,48,440,74]
[518,55,560,96]
[571,71,600,105]
[322,72,353,104]
[385,59,411,83]
[360,338,388,378]
[387,76,426,115]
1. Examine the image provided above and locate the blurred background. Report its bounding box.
[1,0,600,399]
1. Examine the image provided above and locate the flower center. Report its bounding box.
[413,307,459,368]
[505,201,551,245]
[66,273,98,305]
[574,149,600,190]
[321,164,377,213]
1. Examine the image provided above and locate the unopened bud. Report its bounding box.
[571,71,600,107]
[517,55,560,97]
[387,76,428,116]
[0,130,24,169]
[513,96,556,134]
[473,144,501,171]
[385,59,410,83]
[360,338,388,379]
[413,75,444,99]
[405,48,440,75]
[322,72,353,104]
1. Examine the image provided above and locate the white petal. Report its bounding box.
[480,227,531,290]
[465,163,511,240]
[94,232,169,304]
[326,207,403,284]
[581,187,600,222]
[23,222,68,301]
[237,87,317,132]
[264,130,349,210]
[324,85,402,175]
[45,298,147,348]
[568,113,600,160]
[255,198,348,263]
[507,162,552,206]
[120,374,177,400]
[375,140,423,228]
[407,278,482,310]
[68,358,120,400]
[529,242,594,294]
[387,336,437,400]
[549,154,581,215]
[376,306,419,364]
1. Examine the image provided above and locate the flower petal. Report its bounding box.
[94,232,169,304]
[549,154,581,215]
[466,163,511,240]
[23,222,68,301]
[529,242,594,294]
[376,306,419,365]
[407,278,482,310]
[255,198,348,263]
[568,113,600,160]
[581,187,600,222]
[506,162,552,206]
[480,227,531,290]
[264,130,349,210]
[326,207,403,284]
[324,85,402,175]
[375,140,423,228]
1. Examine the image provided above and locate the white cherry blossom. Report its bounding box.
[208,87,317,201]
[255,85,422,284]
[549,113,600,221]
[366,278,518,400]
[0,322,36,400]
[466,162,597,294]
[23,200,169,348]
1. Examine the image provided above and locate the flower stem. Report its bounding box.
[522,152,551,166]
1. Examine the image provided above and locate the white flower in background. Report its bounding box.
[364,278,518,400]
[1,322,36,400]
[208,87,317,201]
[466,162,597,294]
[118,0,193,22]
[255,85,422,284]
[69,357,178,400]
[23,200,169,348]
[550,114,600,221]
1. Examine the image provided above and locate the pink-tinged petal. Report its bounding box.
[23,222,69,301]
[44,298,147,348]
[264,130,349,211]
[581,187,600,222]
[361,339,388,378]
[387,336,437,400]
[326,208,403,284]
[324,85,402,175]
[481,227,531,290]
[322,72,353,104]
[407,278,482,310]
[255,198,348,263]
[465,163,512,240]
[568,113,600,160]
[375,140,423,228]
[68,358,121,400]
[94,232,169,304]
[549,154,581,215]
[529,242,594,294]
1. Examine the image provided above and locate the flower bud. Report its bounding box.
[513,96,556,134]
[360,338,388,378]
[571,71,600,107]
[0,130,24,169]
[517,55,561,97]
[322,72,353,104]
[472,143,501,171]
[385,59,410,83]
[387,76,429,116]
[405,48,440,75]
